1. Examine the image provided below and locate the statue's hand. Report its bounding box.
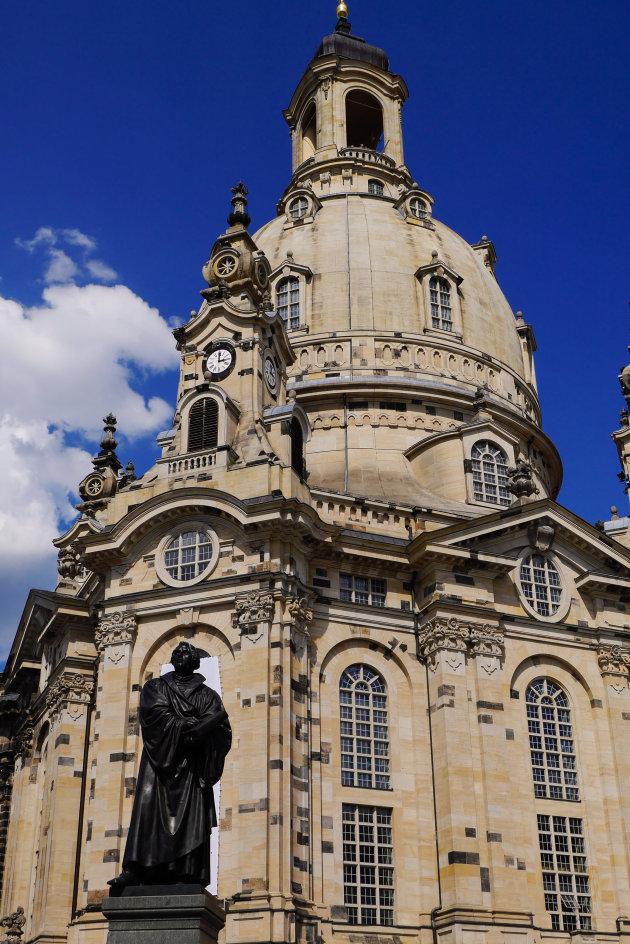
[183,728,200,747]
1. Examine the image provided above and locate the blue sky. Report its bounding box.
[1,0,629,657]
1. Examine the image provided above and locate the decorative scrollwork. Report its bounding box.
[45,674,95,717]
[597,645,630,677]
[416,617,504,668]
[95,611,138,651]
[233,590,274,632]
[0,906,25,941]
[13,724,34,762]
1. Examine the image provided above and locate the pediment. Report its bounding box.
[413,499,630,587]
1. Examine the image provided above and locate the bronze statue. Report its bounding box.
[109,641,231,891]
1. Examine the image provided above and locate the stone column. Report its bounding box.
[417,616,484,914]
[80,611,138,909]
[27,673,94,939]
[594,645,630,920]
[227,589,276,944]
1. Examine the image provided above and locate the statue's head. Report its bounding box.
[171,641,201,675]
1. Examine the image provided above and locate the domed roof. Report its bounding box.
[255,193,525,379]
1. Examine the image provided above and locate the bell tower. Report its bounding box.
[282,1,412,194]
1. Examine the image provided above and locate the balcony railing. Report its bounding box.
[339,147,396,168]
[167,450,217,475]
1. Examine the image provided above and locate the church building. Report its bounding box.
[2,5,630,944]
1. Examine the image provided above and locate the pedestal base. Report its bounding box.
[102,887,225,944]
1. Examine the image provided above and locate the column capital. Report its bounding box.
[45,673,95,720]
[417,616,504,670]
[232,589,274,634]
[95,610,138,652]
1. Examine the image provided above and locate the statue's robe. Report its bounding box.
[123,671,232,884]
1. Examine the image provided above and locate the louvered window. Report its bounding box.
[187,398,218,452]
[291,417,304,476]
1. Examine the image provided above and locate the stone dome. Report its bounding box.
[255,193,525,379]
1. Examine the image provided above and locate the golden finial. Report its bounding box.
[337,0,349,20]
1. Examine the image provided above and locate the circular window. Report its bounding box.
[212,253,238,280]
[289,197,308,219]
[518,553,564,619]
[409,197,427,219]
[156,525,219,587]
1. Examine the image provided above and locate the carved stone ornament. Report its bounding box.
[597,645,630,677]
[233,590,274,632]
[528,521,556,552]
[57,544,82,579]
[45,674,95,718]
[287,597,313,628]
[507,459,539,500]
[416,617,505,669]
[13,723,34,761]
[95,611,138,652]
[0,906,25,941]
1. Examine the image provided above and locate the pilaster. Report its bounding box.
[80,611,138,907]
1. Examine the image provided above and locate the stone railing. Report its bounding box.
[339,147,396,168]
[167,450,217,475]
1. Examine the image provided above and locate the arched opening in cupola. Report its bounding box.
[345,89,383,150]
[301,101,317,161]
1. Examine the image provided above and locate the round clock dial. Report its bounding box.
[212,253,238,280]
[84,474,104,498]
[264,355,278,393]
[206,343,235,380]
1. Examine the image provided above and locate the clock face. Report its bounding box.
[206,343,235,380]
[264,355,278,393]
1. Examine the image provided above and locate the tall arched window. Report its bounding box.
[527,679,591,931]
[471,440,510,505]
[277,277,300,329]
[345,90,383,150]
[187,398,218,452]
[290,416,304,477]
[339,664,389,789]
[527,680,578,801]
[301,101,317,162]
[429,276,453,331]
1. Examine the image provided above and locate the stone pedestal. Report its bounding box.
[102,886,225,944]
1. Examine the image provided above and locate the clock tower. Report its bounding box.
[158,183,310,479]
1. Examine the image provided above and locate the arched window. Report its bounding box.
[290,416,304,477]
[339,664,389,789]
[289,196,308,219]
[345,89,383,150]
[409,197,426,219]
[301,101,317,162]
[527,680,591,931]
[429,276,453,331]
[471,440,510,506]
[187,398,218,452]
[526,680,578,801]
[368,179,384,196]
[277,277,300,329]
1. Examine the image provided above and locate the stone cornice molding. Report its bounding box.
[233,590,274,632]
[416,617,504,668]
[597,644,630,677]
[95,611,138,651]
[45,673,95,718]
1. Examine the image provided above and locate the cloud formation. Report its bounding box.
[16,226,116,283]
[0,256,179,658]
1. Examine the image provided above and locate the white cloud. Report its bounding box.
[45,248,79,283]
[0,278,179,658]
[15,226,116,285]
[62,228,96,250]
[15,226,57,252]
[85,258,117,282]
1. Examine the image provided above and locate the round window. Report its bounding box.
[409,197,427,219]
[289,197,308,220]
[518,553,564,619]
[156,525,219,587]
